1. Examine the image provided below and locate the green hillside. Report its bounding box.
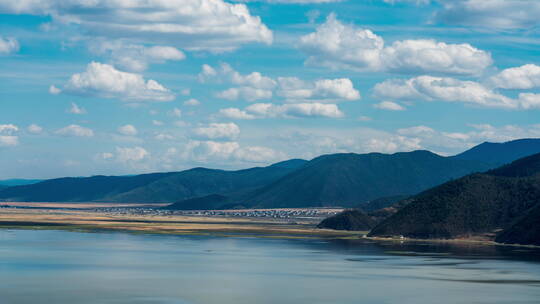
[368,153,540,242]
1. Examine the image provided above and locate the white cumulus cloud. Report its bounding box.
[0,0,272,52]
[219,108,257,120]
[235,0,341,3]
[374,101,406,111]
[27,124,43,134]
[184,98,200,106]
[118,124,138,136]
[49,85,61,95]
[299,14,492,75]
[185,140,240,161]
[69,102,86,114]
[434,0,540,30]
[193,123,241,140]
[397,125,435,136]
[115,146,149,162]
[184,140,285,164]
[168,108,182,118]
[272,103,344,118]
[100,152,114,160]
[0,124,18,134]
[220,103,344,119]
[277,77,360,102]
[518,93,540,110]
[89,41,185,72]
[232,145,286,163]
[217,87,273,102]
[200,63,277,89]
[155,133,174,141]
[374,76,518,109]
[0,36,19,55]
[63,62,174,102]
[0,124,19,146]
[56,124,94,137]
[0,136,18,146]
[203,63,360,103]
[489,64,540,90]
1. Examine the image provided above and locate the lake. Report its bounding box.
[1,229,540,304]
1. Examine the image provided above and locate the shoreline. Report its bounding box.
[1,207,538,249]
[363,235,540,249]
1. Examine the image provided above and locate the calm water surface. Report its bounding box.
[1,229,540,304]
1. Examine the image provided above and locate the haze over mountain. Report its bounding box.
[0,179,42,187]
[0,172,177,202]
[368,152,540,245]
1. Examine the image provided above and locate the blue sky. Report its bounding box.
[0,0,539,179]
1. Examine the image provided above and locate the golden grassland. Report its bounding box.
[0,207,364,239]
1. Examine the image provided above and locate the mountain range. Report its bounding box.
[2,139,540,211]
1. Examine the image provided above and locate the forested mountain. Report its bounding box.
[368,153,540,244]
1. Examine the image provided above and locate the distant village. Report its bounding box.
[89,207,342,221]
